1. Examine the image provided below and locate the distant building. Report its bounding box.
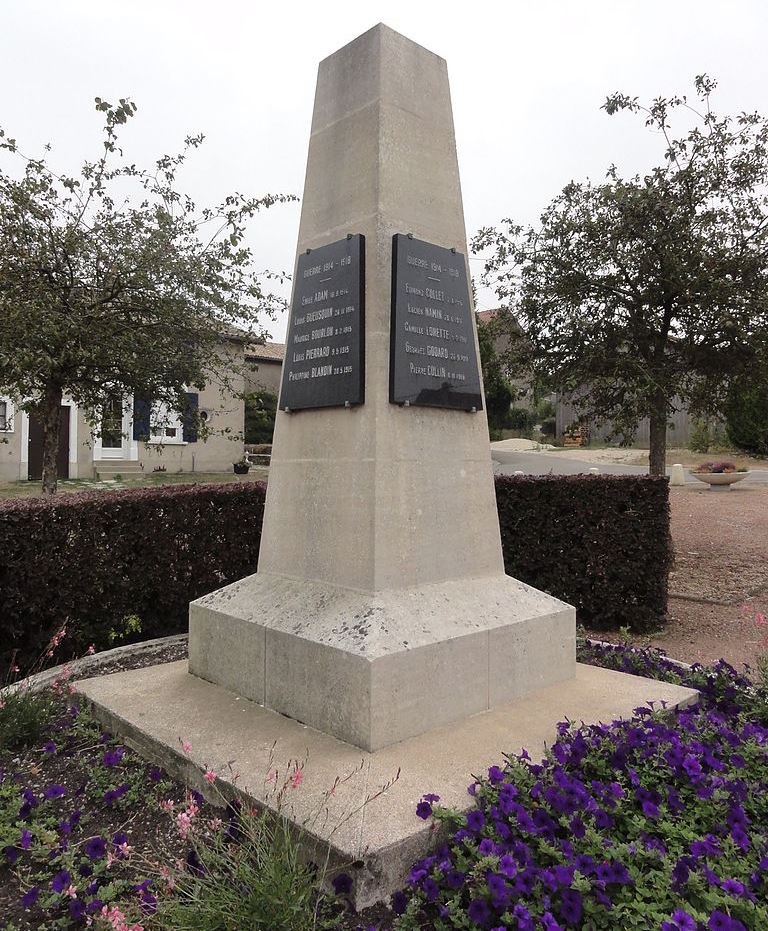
[0,336,247,483]
[245,341,285,397]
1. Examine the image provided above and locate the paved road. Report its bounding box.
[491,448,768,484]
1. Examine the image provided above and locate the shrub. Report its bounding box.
[0,475,669,670]
[506,407,536,432]
[725,380,768,455]
[245,390,277,445]
[0,483,265,671]
[495,474,670,632]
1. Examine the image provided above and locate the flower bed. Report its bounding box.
[5,642,765,930]
[392,644,768,930]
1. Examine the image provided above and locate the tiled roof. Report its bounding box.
[246,341,285,362]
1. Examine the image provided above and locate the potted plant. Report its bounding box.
[233,458,251,475]
[691,460,749,490]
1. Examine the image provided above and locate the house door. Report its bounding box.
[100,395,128,459]
[28,407,70,481]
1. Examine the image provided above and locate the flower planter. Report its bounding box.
[692,471,749,490]
[233,463,250,475]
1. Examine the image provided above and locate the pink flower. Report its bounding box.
[87,645,96,655]
[207,817,222,830]
[290,768,304,789]
[11,664,20,673]
[181,740,191,754]
[266,768,278,786]
[66,884,78,898]
[204,769,216,784]
[159,799,175,812]
[755,612,766,627]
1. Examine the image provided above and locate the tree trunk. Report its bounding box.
[648,390,668,478]
[40,383,64,495]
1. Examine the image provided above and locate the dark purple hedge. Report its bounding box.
[495,474,671,633]
[0,482,265,670]
[0,474,669,671]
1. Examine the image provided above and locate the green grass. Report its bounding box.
[0,470,269,499]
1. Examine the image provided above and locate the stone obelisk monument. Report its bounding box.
[77,25,699,909]
[189,24,576,751]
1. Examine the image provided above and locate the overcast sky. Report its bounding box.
[3,0,767,341]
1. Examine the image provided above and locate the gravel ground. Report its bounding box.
[588,483,768,670]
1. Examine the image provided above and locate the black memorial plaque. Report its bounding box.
[389,234,482,411]
[279,234,365,411]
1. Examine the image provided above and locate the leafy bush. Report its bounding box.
[245,390,277,445]
[725,381,768,456]
[0,483,265,671]
[539,417,556,437]
[0,475,669,670]
[394,645,768,931]
[496,475,670,632]
[507,407,536,432]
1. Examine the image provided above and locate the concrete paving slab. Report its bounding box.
[75,660,697,909]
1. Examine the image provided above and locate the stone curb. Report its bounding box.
[2,633,189,696]
[583,637,693,671]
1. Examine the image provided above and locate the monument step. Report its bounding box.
[75,660,698,911]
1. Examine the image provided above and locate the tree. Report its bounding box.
[244,389,277,445]
[476,315,513,436]
[725,378,768,455]
[474,77,768,475]
[0,98,294,492]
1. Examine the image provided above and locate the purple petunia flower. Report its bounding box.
[21,886,40,908]
[422,876,439,903]
[149,767,164,782]
[43,784,66,800]
[671,911,696,931]
[85,836,106,860]
[466,809,486,832]
[69,898,86,920]
[331,873,353,896]
[559,888,583,924]
[102,746,125,768]
[51,869,71,893]
[467,898,491,924]
[416,800,433,820]
[3,845,18,865]
[19,829,33,850]
[445,868,464,889]
[391,890,408,915]
[43,741,57,754]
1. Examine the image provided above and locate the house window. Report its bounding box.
[148,401,185,445]
[0,399,15,432]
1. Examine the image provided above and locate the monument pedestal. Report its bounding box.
[189,572,574,751]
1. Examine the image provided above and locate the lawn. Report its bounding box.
[0,471,269,500]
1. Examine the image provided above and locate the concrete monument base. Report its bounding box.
[189,572,576,751]
[75,660,698,910]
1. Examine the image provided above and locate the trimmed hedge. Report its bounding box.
[0,483,265,671]
[496,474,670,633]
[0,474,670,671]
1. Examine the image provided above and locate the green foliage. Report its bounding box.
[244,390,277,445]
[477,317,513,432]
[152,807,342,931]
[725,379,768,455]
[474,76,768,475]
[0,98,294,492]
[689,418,713,453]
[506,407,536,432]
[0,685,56,751]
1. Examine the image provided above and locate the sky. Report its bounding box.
[3,0,768,341]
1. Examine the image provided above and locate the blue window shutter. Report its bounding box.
[182,392,199,443]
[132,396,151,441]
